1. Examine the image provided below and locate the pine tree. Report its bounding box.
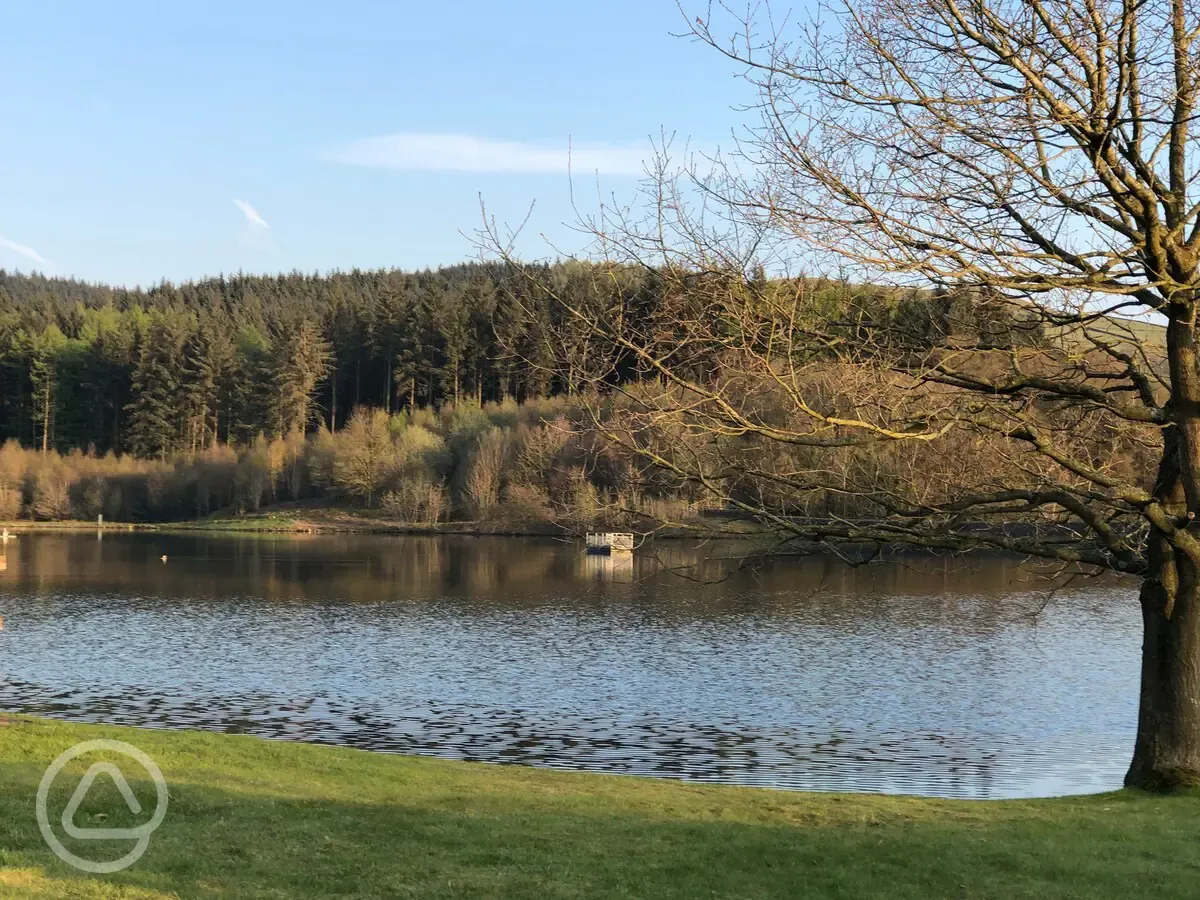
[125,318,186,458]
[180,328,219,451]
[271,319,332,436]
[434,285,469,404]
[27,324,67,453]
[395,281,431,409]
[82,306,137,453]
[228,324,272,445]
[373,274,406,413]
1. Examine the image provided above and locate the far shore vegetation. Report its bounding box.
[0,395,721,534]
[0,266,1082,537]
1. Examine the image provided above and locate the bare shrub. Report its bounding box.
[464,428,508,518]
[30,467,72,520]
[510,419,570,492]
[195,444,238,516]
[0,440,25,518]
[395,425,451,480]
[382,476,449,525]
[331,409,396,507]
[76,477,106,520]
[235,437,271,512]
[502,483,553,526]
[423,481,448,525]
[305,427,337,495]
[0,485,20,519]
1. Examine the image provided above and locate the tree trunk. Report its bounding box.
[41,381,50,454]
[1126,536,1200,789]
[112,391,121,451]
[385,354,392,414]
[1127,310,1200,789]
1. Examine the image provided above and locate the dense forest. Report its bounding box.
[0,263,1045,524]
[0,263,585,456]
[0,263,1046,457]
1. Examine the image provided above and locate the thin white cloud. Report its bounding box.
[325,133,649,176]
[0,236,48,266]
[233,198,269,229]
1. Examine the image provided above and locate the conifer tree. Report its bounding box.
[27,324,67,453]
[271,319,332,436]
[228,324,272,445]
[395,280,432,409]
[180,328,220,451]
[125,318,186,458]
[373,274,406,413]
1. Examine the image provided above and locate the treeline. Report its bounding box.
[0,263,560,457]
[0,397,706,527]
[0,263,1042,460]
[0,369,1118,531]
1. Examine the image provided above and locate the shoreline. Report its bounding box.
[0,507,756,539]
[0,519,602,538]
[0,514,1104,566]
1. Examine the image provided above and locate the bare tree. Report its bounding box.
[465,428,509,519]
[484,0,1200,789]
[331,408,396,507]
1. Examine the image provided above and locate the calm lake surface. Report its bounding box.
[0,533,1140,799]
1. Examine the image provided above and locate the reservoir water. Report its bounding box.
[0,532,1139,799]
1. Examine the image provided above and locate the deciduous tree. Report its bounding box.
[486,0,1200,789]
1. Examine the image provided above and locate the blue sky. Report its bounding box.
[0,0,752,286]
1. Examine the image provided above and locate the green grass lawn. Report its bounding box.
[0,717,1195,898]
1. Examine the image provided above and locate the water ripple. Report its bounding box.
[0,534,1142,799]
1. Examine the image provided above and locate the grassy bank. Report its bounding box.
[0,516,564,537]
[0,717,1195,898]
[152,506,559,536]
[0,502,750,537]
[0,507,554,536]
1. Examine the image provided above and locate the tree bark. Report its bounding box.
[1127,312,1200,788]
[112,388,121,451]
[41,376,51,454]
[1127,535,1200,788]
[385,353,392,414]
[329,375,337,431]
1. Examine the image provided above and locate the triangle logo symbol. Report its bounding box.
[61,762,144,840]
